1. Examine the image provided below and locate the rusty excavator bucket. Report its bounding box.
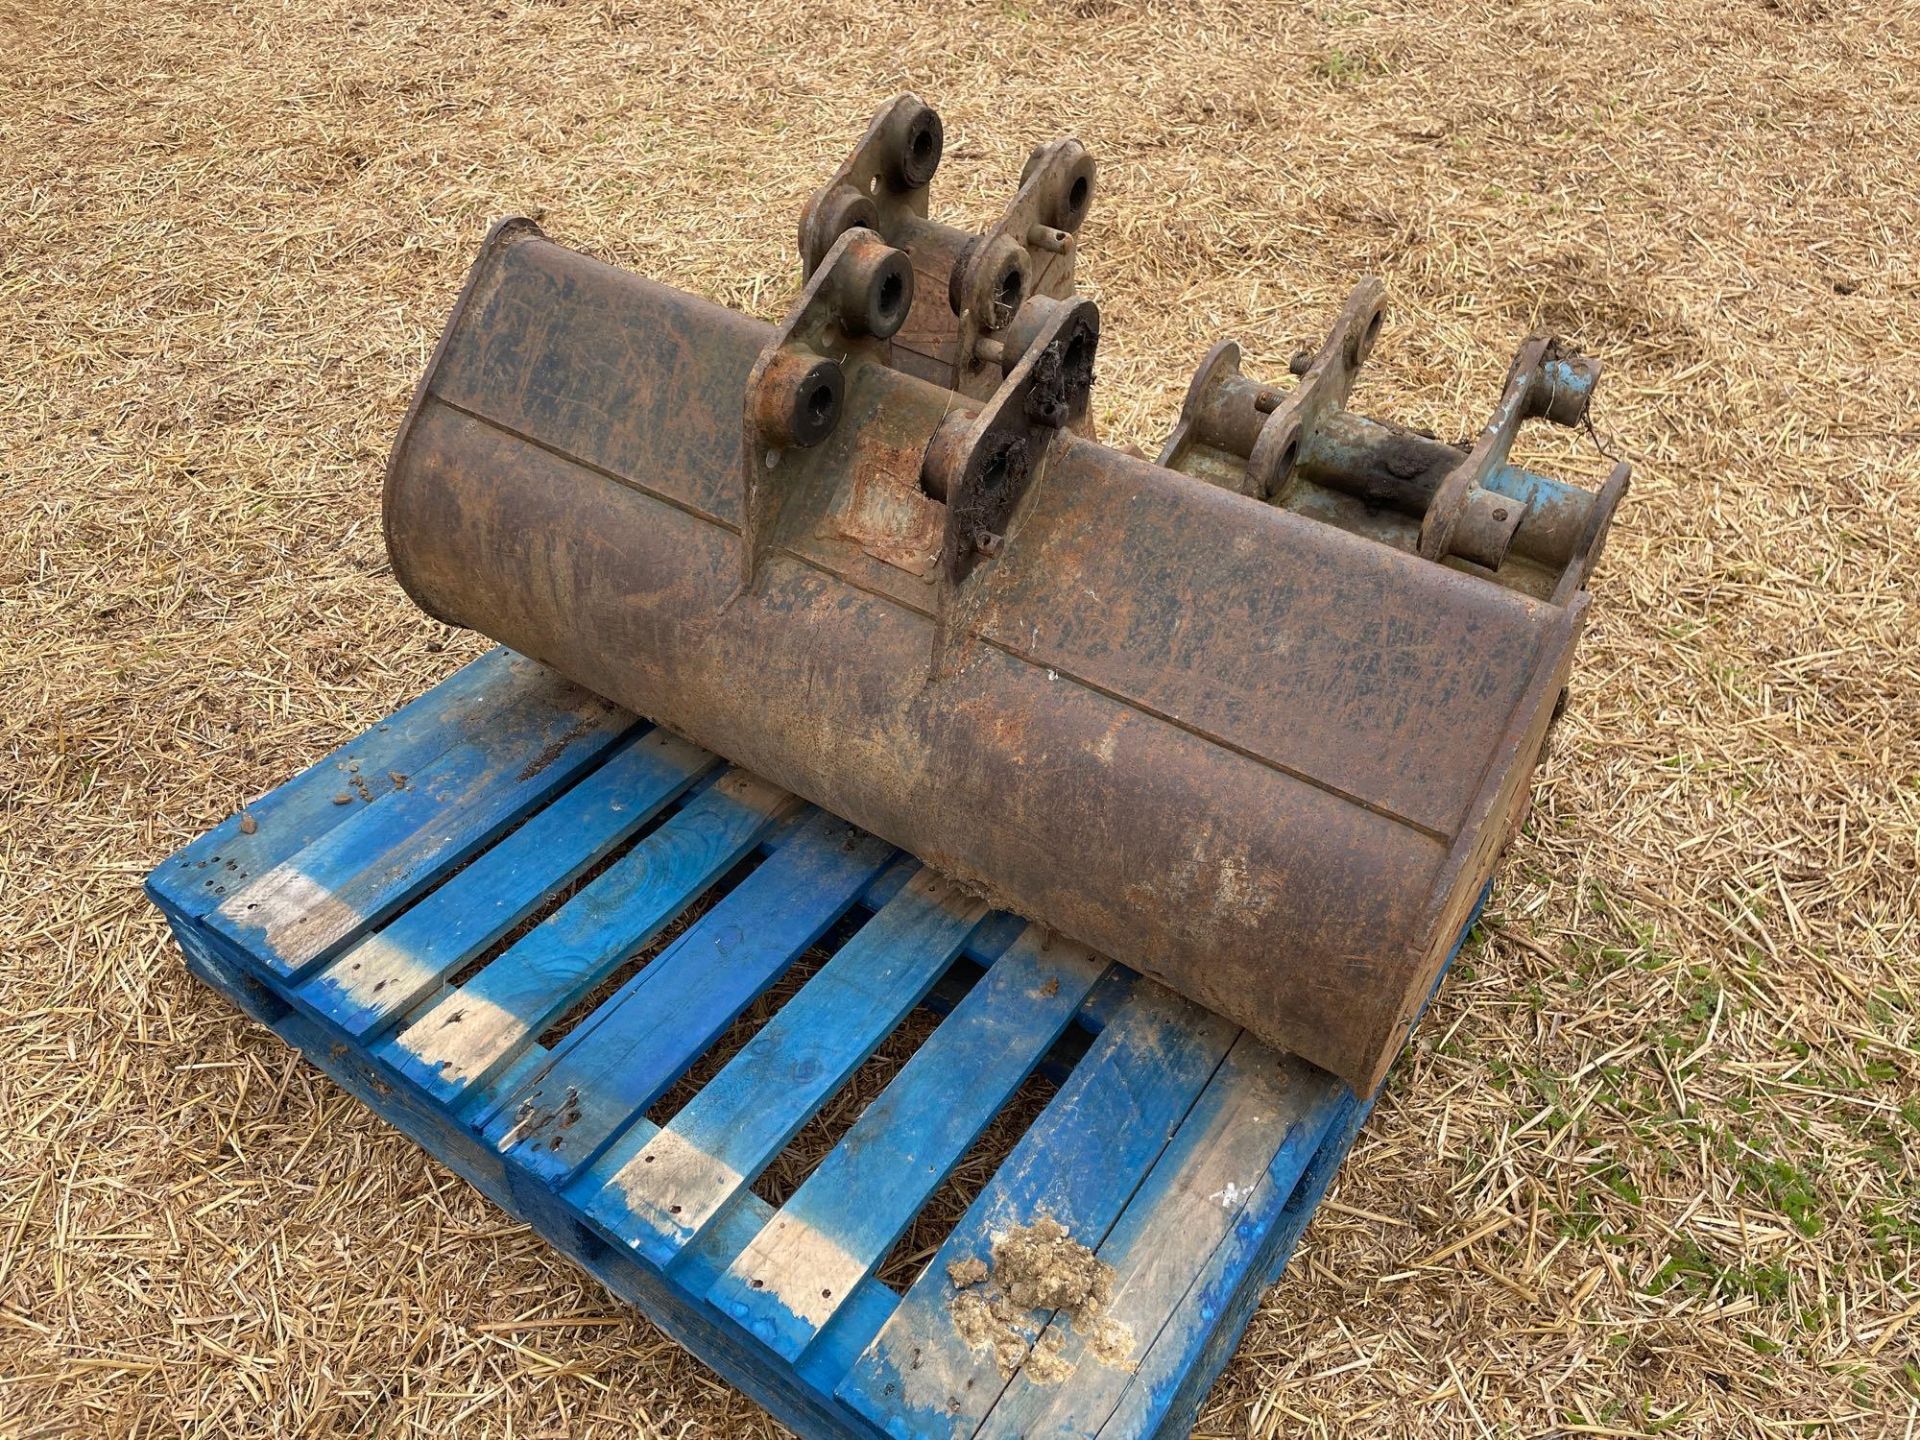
[383,96,1628,1093]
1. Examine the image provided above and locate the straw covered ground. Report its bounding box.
[3,0,1916,1434]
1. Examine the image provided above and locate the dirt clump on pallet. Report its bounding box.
[947,1214,1136,1381]
[991,1213,1112,1313]
[946,1255,989,1289]
[948,1287,1030,1379]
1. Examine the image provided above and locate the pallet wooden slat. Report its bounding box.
[479,810,896,1176]
[388,768,797,1105]
[708,931,1110,1361]
[1095,1086,1362,1438]
[974,1038,1345,1439]
[586,867,990,1269]
[148,648,1474,1440]
[206,679,631,979]
[298,727,715,1040]
[150,647,543,919]
[838,983,1242,1439]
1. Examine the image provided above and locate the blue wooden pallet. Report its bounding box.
[147,648,1476,1440]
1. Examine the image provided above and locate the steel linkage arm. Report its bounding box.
[798,94,1096,404]
[1161,282,1629,604]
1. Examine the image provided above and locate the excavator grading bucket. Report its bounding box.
[383,98,1626,1093]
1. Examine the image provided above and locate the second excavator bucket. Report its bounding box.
[382,96,1627,1093]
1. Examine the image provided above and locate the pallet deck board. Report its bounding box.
[484,811,899,1187]
[149,648,553,921]
[297,726,717,1041]
[839,985,1241,1439]
[595,867,993,1272]
[974,1041,1345,1440]
[708,932,1111,1362]
[206,679,630,979]
[149,647,1474,1440]
[386,766,796,1106]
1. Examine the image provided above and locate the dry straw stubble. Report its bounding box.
[2,0,1916,1435]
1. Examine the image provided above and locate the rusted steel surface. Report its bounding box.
[1158,280,1628,603]
[798,94,1096,403]
[384,192,1627,1093]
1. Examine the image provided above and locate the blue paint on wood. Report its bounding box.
[160,903,293,1027]
[578,869,987,1271]
[974,1039,1344,1440]
[1087,1085,1349,1440]
[708,930,1110,1362]
[1118,899,1487,1440]
[149,648,1487,1440]
[856,856,918,913]
[385,769,794,1106]
[224,986,888,1440]
[1112,1091,1361,1440]
[147,648,554,918]
[858,862,1026,972]
[964,912,1029,969]
[838,983,1237,1440]
[295,728,715,1039]
[204,684,632,978]
[485,810,898,1186]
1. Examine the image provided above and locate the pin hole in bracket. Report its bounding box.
[797,95,945,277]
[741,230,916,587]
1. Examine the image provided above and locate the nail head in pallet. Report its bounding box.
[148,647,1479,1440]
